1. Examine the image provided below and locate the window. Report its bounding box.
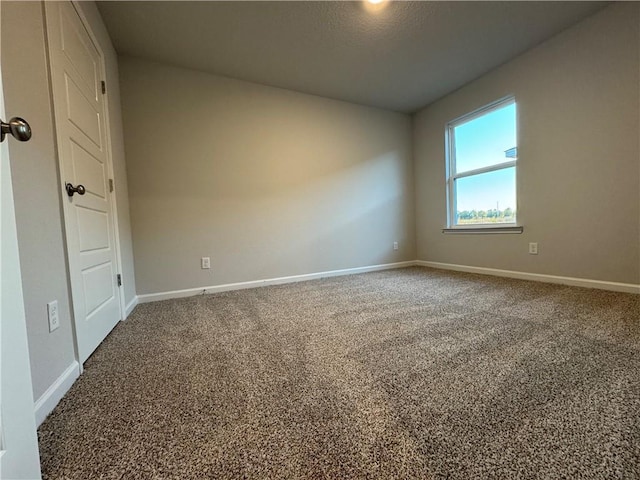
[446,97,518,230]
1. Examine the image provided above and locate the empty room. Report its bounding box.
[1,1,639,478]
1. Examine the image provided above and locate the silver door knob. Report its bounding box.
[0,117,32,142]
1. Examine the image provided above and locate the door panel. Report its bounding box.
[76,208,109,251]
[46,1,121,364]
[60,8,98,97]
[70,141,106,198]
[82,263,114,315]
[65,76,102,148]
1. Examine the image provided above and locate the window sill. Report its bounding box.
[442,226,523,234]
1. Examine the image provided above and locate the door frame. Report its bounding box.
[45,0,126,365]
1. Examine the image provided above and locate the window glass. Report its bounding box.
[447,98,517,227]
[454,103,517,174]
[455,167,516,225]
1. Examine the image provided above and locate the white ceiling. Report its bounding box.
[97,1,607,113]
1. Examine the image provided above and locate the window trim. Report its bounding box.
[445,96,519,231]
[442,226,523,235]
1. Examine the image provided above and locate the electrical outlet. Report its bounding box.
[201,257,211,269]
[529,242,538,255]
[393,241,399,251]
[47,300,59,332]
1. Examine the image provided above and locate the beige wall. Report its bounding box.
[2,1,135,401]
[119,57,415,295]
[413,3,640,285]
[2,0,76,402]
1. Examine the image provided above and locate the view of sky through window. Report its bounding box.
[452,101,517,224]
[456,167,516,213]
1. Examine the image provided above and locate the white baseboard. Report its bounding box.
[137,261,416,303]
[124,296,139,318]
[416,261,640,294]
[34,361,80,426]
[136,259,639,304]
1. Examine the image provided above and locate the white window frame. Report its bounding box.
[445,96,519,232]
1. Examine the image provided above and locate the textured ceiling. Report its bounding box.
[97,1,607,113]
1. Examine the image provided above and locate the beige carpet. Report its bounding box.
[38,267,640,479]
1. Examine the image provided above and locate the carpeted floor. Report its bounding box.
[38,267,640,479]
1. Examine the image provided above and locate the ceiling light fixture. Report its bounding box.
[363,0,389,13]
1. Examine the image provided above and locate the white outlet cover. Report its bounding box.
[47,300,60,332]
[201,257,211,269]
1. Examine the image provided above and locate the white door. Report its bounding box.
[0,2,42,473]
[45,1,122,364]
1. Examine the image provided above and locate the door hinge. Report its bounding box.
[117,274,122,287]
[101,80,106,95]
[109,179,114,192]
